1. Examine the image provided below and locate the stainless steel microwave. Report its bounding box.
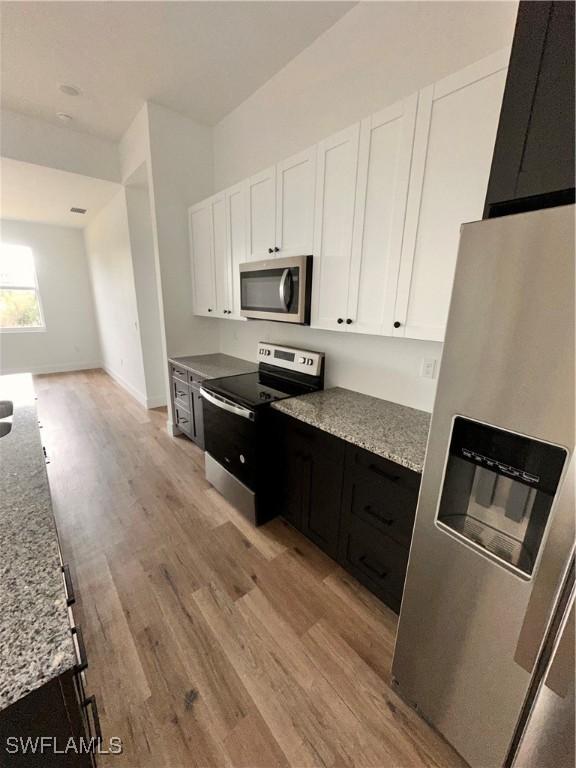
[239,255,312,324]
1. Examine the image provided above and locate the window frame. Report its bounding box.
[0,244,46,333]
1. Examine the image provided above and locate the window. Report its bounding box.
[0,243,45,331]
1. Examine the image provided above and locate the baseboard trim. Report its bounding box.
[146,394,167,409]
[0,361,101,375]
[102,367,167,411]
[102,366,148,408]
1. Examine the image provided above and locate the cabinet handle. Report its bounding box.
[268,248,274,254]
[82,695,103,743]
[62,564,75,606]
[359,554,388,579]
[368,464,401,483]
[208,308,213,312]
[337,318,344,324]
[393,321,401,328]
[363,505,394,525]
[179,417,189,425]
[71,626,88,673]
[274,247,280,252]
[346,318,353,325]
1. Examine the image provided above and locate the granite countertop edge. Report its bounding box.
[168,353,256,381]
[0,382,77,712]
[271,387,431,474]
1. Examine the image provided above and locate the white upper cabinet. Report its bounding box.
[191,50,509,333]
[212,194,230,318]
[347,94,418,335]
[225,182,248,318]
[275,146,316,257]
[189,198,216,317]
[247,148,317,260]
[311,124,361,331]
[247,166,276,259]
[394,49,509,341]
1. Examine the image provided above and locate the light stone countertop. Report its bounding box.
[169,353,256,380]
[272,387,431,473]
[0,374,76,711]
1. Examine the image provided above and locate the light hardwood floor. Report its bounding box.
[36,369,465,768]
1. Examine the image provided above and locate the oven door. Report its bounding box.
[240,255,312,324]
[200,388,257,489]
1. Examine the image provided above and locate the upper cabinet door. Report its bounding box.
[275,146,317,257]
[311,124,361,332]
[247,166,276,260]
[212,193,230,318]
[347,94,418,336]
[189,200,216,317]
[394,49,509,342]
[226,182,248,319]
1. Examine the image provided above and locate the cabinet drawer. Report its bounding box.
[172,379,190,410]
[170,363,188,383]
[338,525,409,613]
[175,404,193,436]
[347,444,421,492]
[188,371,204,385]
[346,473,417,548]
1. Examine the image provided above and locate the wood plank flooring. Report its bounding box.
[35,369,465,768]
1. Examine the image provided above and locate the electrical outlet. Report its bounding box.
[420,358,437,379]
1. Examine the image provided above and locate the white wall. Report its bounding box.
[84,189,148,404]
[125,175,166,407]
[213,2,518,188]
[0,109,120,183]
[0,219,101,374]
[146,102,220,362]
[213,1,518,412]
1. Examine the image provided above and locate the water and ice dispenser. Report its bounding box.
[436,417,567,576]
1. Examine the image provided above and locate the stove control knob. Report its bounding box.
[306,358,314,366]
[298,356,305,363]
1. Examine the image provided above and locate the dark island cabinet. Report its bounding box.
[268,410,420,612]
[484,1,575,218]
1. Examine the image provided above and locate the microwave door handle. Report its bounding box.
[279,268,293,311]
[199,387,254,421]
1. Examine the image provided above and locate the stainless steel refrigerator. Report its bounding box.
[392,204,575,768]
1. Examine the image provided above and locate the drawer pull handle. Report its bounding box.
[363,505,394,525]
[179,418,189,425]
[71,626,88,673]
[176,390,187,398]
[82,695,103,743]
[359,554,388,579]
[368,464,400,483]
[62,564,75,606]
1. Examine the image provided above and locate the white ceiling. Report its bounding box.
[0,1,355,141]
[0,158,120,228]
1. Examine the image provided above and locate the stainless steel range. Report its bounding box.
[200,342,324,525]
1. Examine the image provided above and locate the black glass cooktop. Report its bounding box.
[202,371,316,409]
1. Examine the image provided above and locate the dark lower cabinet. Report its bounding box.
[269,411,345,558]
[270,411,421,613]
[168,362,204,449]
[0,671,96,768]
[337,446,420,612]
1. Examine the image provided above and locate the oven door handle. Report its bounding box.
[199,387,255,421]
[279,268,293,311]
